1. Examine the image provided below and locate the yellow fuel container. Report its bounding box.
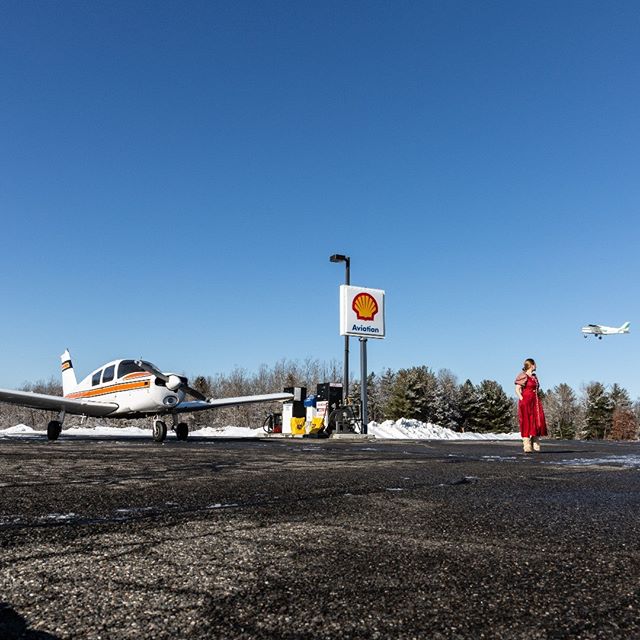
[308,417,326,434]
[290,417,306,436]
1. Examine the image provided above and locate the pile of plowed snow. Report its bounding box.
[368,418,519,440]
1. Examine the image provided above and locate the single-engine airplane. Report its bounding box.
[0,350,293,442]
[581,321,630,339]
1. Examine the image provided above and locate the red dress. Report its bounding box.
[516,374,547,437]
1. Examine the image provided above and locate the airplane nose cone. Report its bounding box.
[166,375,182,392]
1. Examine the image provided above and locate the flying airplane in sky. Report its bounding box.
[581,322,631,339]
[0,350,293,442]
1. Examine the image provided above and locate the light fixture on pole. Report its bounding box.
[329,253,350,403]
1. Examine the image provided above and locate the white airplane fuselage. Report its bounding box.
[65,358,186,417]
[581,322,630,338]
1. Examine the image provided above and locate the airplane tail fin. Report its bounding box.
[621,322,631,332]
[60,349,78,395]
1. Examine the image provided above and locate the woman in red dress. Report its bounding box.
[515,358,547,453]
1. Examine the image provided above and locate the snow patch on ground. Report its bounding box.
[68,425,152,437]
[548,455,640,468]
[0,419,521,440]
[191,426,263,438]
[0,424,258,438]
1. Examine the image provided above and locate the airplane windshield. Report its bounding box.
[118,360,153,379]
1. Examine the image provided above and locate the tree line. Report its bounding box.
[355,368,640,440]
[1,360,638,439]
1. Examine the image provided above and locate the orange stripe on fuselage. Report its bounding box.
[122,372,151,380]
[66,379,150,399]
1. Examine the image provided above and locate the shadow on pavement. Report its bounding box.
[0,602,59,640]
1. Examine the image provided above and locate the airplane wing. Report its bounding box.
[174,392,294,414]
[0,388,119,417]
[582,324,602,332]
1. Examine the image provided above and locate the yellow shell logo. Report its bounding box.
[352,292,379,321]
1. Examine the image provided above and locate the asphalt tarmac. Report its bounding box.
[1,434,639,639]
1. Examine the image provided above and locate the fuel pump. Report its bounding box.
[281,386,306,435]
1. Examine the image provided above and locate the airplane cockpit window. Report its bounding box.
[103,365,115,384]
[91,370,102,386]
[117,360,153,379]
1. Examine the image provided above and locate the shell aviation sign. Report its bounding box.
[340,285,385,339]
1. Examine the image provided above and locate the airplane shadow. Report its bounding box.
[0,602,60,640]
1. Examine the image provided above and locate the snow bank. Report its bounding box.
[1,424,34,435]
[1,420,520,440]
[368,419,520,440]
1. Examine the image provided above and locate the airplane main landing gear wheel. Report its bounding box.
[152,420,167,443]
[175,422,189,441]
[47,420,62,441]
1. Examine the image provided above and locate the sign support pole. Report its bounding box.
[344,261,350,403]
[359,337,368,435]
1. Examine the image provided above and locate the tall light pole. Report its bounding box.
[330,253,350,403]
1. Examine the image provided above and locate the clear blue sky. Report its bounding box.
[2,0,639,398]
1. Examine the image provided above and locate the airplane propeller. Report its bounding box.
[134,360,208,402]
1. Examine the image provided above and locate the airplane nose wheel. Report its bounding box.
[47,420,62,441]
[152,419,167,443]
[175,422,189,441]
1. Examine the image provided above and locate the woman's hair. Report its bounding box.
[522,358,536,372]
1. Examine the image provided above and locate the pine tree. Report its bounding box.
[609,383,632,411]
[376,368,396,420]
[476,380,514,433]
[458,379,481,432]
[433,369,462,430]
[386,366,437,422]
[581,382,613,440]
